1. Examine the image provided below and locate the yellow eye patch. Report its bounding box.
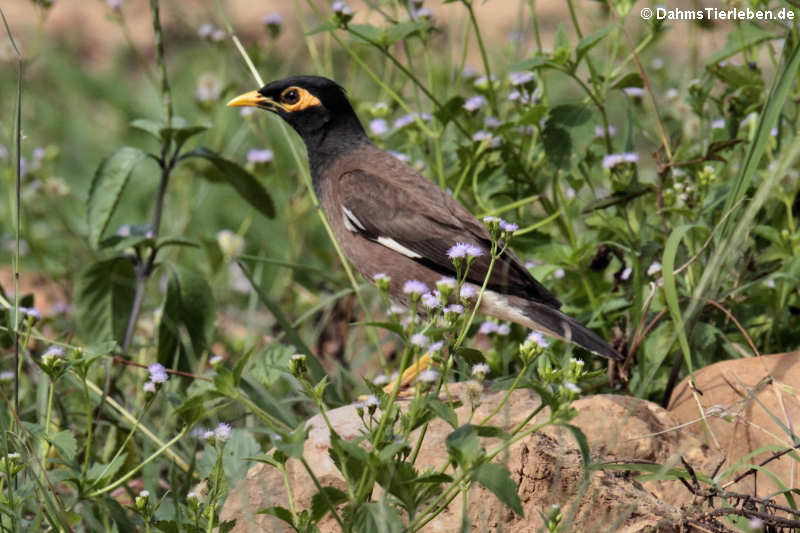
[280,87,323,112]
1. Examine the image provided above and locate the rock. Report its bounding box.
[223,385,719,532]
[668,351,800,499]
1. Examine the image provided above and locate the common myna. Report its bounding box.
[228,75,622,362]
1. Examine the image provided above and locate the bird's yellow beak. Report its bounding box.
[226,90,276,109]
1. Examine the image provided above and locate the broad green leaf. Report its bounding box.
[157,265,216,367]
[256,506,294,525]
[310,487,348,522]
[611,72,643,90]
[563,424,590,483]
[87,147,148,247]
[473,462,524,516]
[576,26,613,64]
[433,95,466,126]
[87,453,127,487]
[445,424,481,468]
[353,502,402,533]
[383,20,429,46]
[130,118,163,139]
[549,103,592,128]
[75,258,136,346]
[425,398,458,429]
[542,125,572,169]
[183,147,275,218]
[49,430,77,462]
[348,24,385,46]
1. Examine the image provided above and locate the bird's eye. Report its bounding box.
[282,89,300,105]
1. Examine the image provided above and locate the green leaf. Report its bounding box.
[611,72,643,90]
[384,20,429,46]
[562,424,590,483]
[542,125,572,169]
[130,118,163,139]
[413,472,453,484]
[183,147,275,219]
[256,506,295,526]
[163,124,209,147]
[576,26,613,64]
[433,95,465,126]
[311,487,348,522]
[155,236,200,251]
[425,398,458,429]
[75,258,136,346]
[445,424,481,468]
[349,24,386,46]
[158,265,216,368]
[473,463,523,516]
[49,430,77,462]
[549,103,592,128]
[87,147,148,247]
[353,502,402,533]
[87,453,127,487]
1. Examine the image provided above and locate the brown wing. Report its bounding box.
[338,168,561,308]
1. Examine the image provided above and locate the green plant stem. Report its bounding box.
[478,365,527,426]
[462,0,498,115]
[454,242,504,348]
[88,426,189,498]
[279,463,299,526]
[301,457,346,530]
[149,0,172,128]
[82,381,93,477]
[234,392,291,431]
[83,377,190,471]
[41,379,55,465]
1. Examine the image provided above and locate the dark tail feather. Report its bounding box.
[522,301,623,361]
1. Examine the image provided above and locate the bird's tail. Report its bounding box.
[480,291,623,360]
[521,301,623,361]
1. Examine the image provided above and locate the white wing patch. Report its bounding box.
[342,205,422,259]
[342,206,366,233]
[376,237,422,259]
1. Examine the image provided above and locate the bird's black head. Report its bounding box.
[228,75,366,146]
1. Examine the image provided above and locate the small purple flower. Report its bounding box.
[462,66,478,79]
[331,1,353,15]
[370,119,389,135]
[620,266,632,281]
[564,382,581,394]
[421,292,441,309]
[143,381,156,393]
[443,304,464,315]
[0,371,15,381]
[471,362,489,377]
[197,23,215,39]
[429,340,445,353]
[647,261,662,276]
[623,87,645,97]
[594,125,616,137]
[247,149,274,165]
[373,272,390,282]
[500,220,519,234]
[496,324,510,336]
[472,130,502,148]
[43,346,64,359]
[107,0,123,10]
[214,422,232,442]
[711,119,725,130]
[479,322,497,335]
[484,116,501,129]
[262,12,283,26]
[240,107,256,117]
[20,307,42,321]
[509,71,534,86]
[0,145,7,159]
[410,333,429,348]
[364,395,380,408]
[526,331,549,348]
[447,242,484,260]
[437,277,457,290]
[417,369,440,383]
[372,374,389,386]
[459,285,477,300]
[602,152,639,169]
[553,268,565,280]
[463,95,487,112]
[388,151,411,163]
[148,363,169,384]
[402,279,428,296]
[393,114,415,129]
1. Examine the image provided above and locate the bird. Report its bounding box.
[228,75,622,364]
